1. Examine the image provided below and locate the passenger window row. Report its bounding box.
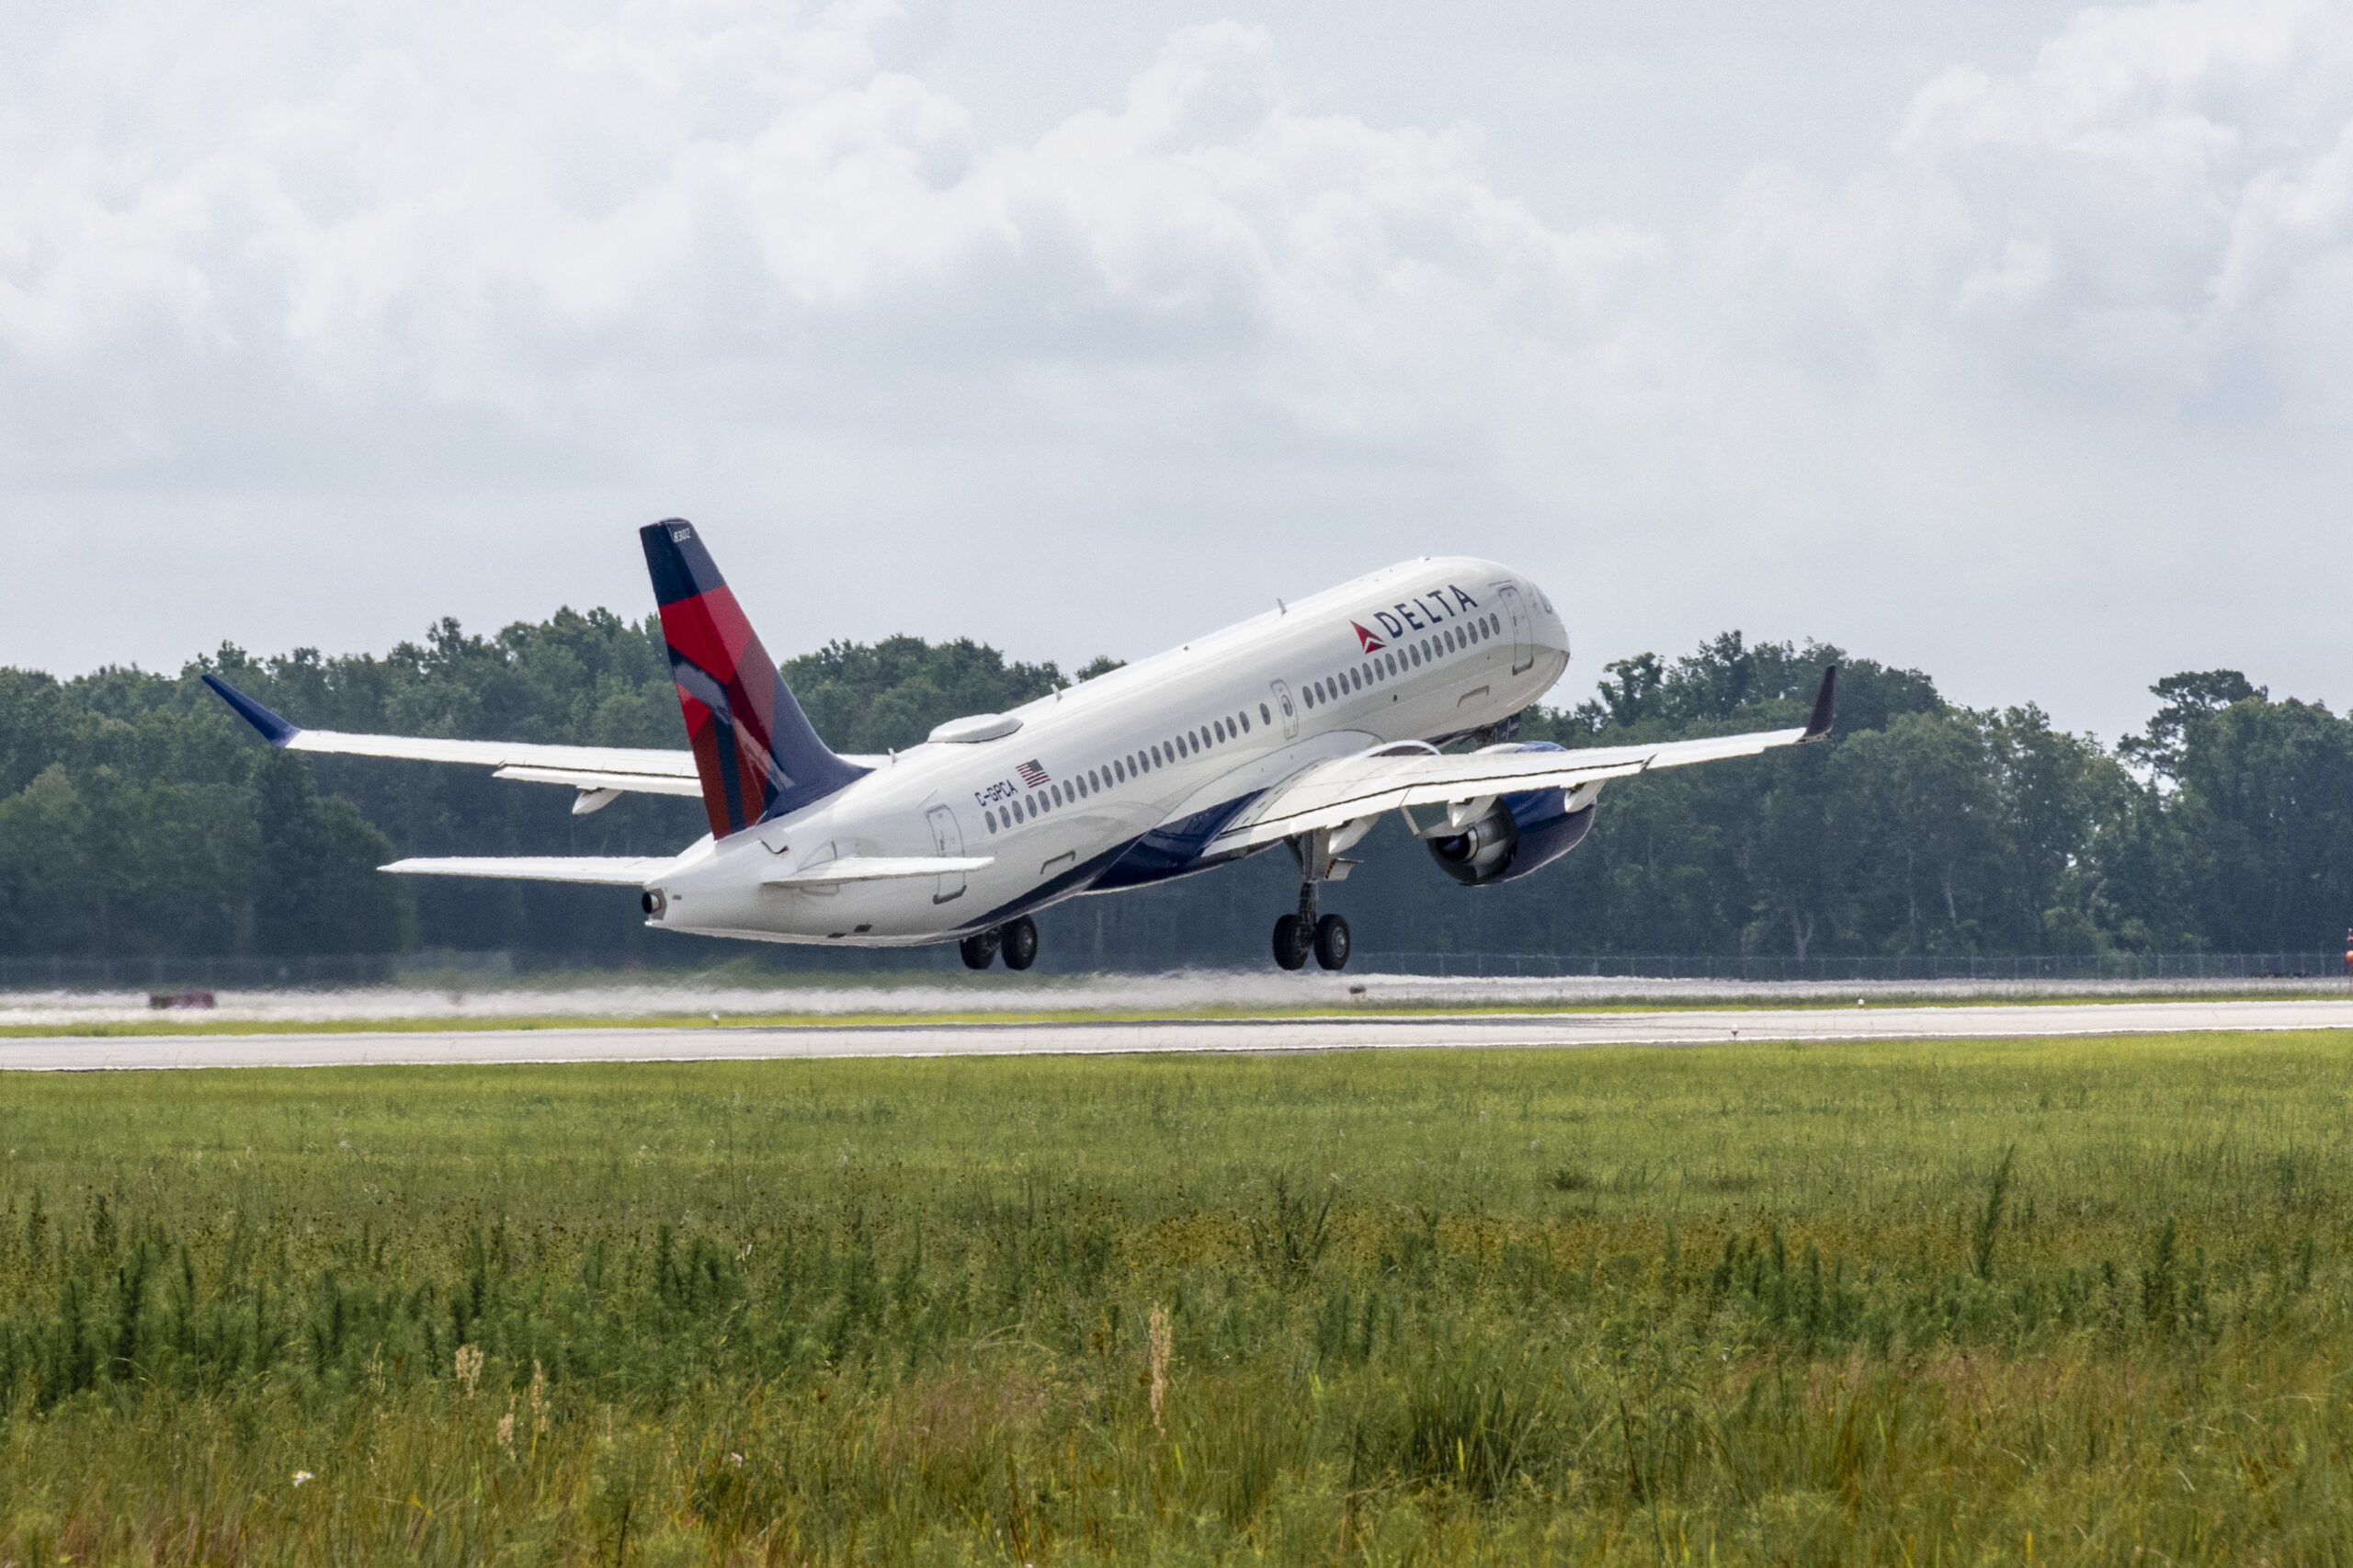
[983,610,1508,832]
[982,701,1263,834]
[1300,611,1504,710]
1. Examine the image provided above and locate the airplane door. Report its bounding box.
[1270,679,1299,740]
[925,804,966,903]
[1498,585,1535,675]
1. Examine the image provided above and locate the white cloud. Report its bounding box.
[1724,0,2353,415]
[0,5,1646,449]
[1,0,2350,735]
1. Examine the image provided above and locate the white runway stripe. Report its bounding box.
[4,1000,2349,1072]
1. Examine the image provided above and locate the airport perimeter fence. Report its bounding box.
[0,952,507,991]
[0,948,2346,992]
[1350,950,2353,982]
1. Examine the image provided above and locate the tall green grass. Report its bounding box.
[1,1031,2349,1562]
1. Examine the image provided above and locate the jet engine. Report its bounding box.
[1427,802,1520,884]
[1426,744,1599,886]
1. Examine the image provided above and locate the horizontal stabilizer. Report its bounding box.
[381,857,670,886]
[763,855,995,887]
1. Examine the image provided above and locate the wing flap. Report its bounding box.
[381,857,670,886]
[762,855,995,887]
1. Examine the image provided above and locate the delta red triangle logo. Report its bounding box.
[1350,620,1386,653]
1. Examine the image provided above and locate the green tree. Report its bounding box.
[3,616,2347,966]
[1984,706,2115,952]
[249,751,407,956]
[1525,635,1947,957]
[1571,653,1665,733]
[1740,744,1846,960]
[2168,696,2353,950]
[0,765,97,954]
[0,671,88,799]
[1825,712,2005,953]
[2119,669,2263,778]
[2069,764,2198,952]
[87,774,263,957]
[783,637,1067,755]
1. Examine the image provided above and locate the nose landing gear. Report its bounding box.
[961,916,1039,971]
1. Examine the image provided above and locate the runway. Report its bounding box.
[4,997,2348,1071]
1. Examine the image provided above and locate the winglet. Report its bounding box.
[200,674,301,747]
[1801,664,1838,743]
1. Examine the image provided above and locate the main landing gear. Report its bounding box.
[960,915,1038,971]
[1272,880,1350,971]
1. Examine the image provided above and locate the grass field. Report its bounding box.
[2,1031,2349,1563]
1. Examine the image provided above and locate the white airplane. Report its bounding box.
[206,520,1834,971]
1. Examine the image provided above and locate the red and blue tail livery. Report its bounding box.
[640,519,867,837]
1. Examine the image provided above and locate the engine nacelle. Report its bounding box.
[1427,801,1520,884]
[1426,744,1599,886]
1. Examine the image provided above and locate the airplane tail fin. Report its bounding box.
[640,519,868,837]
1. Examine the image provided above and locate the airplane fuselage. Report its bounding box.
[647,556,1570,946]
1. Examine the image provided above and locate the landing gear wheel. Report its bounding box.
[959,931,1000,970]
[1313,914,1352,971]
[1272,914,1312,971]
[999,916,1039,971]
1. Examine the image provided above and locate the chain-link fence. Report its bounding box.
[0,952,499,991]
[0,948,2345,991]
[1349,951,2351,982]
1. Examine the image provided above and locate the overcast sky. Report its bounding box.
[4,0,2347,742]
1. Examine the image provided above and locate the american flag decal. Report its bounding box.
[1017,759,1051,789]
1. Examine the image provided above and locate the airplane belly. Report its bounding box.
[779,879,941,938]
[688,807,1141,944]
[664,875,970,945]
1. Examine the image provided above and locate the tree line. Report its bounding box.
[0,608,2345,964]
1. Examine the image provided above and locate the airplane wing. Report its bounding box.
[203,674,881,811]
[1204,665,1837,858]
[381,856,672,885]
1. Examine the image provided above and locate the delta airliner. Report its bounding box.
[206,521,1833,971]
